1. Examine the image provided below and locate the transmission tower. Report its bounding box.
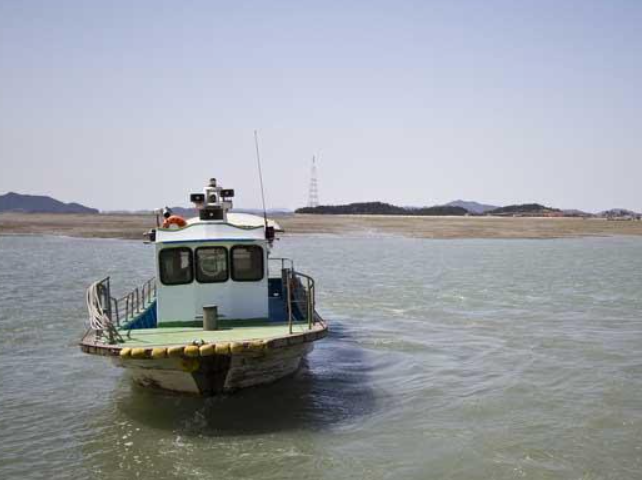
[307,156,319,208]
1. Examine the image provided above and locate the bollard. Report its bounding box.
[203,305,218,331]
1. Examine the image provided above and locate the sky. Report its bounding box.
[0,0,640,212]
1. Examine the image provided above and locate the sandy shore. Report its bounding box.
[0,213,156,240]
[282,214,642,238]
[1,212,642,240]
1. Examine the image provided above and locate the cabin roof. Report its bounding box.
[227,212,283,231]
[155,219,263,243]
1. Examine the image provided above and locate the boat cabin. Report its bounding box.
[154,178,273,325]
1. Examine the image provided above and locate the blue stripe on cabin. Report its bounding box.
[267,277,307,322]
[123,300,158,330]
[268,278,287,322]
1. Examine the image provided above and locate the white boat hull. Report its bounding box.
[113,343,314,395]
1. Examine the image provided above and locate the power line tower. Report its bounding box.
[307,156,319,208]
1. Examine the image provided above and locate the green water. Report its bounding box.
[1,235,641,479]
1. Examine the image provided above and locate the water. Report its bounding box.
[1,234,641,479]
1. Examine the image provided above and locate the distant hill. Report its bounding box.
[411,205,469,216]
[296,202,468,216]
[297,202,406,215]
[562,209,594,218]
[598,209,641,219]
[0,192,99,214]
[487,203,561,216]
[445,200,499,214]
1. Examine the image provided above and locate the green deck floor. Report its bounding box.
[118,322,309,348]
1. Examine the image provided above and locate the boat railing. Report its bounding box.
[85,276,157,343]
[283,268,317,333]
[111,277,157,325]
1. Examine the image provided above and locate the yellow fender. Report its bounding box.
[119,347,132,358]
[184,345,200,358]
[131,348,148,359]
[199,344,215,356]
[230,342,244,354]
[151,347,167,359]
[215,343,230,355]
[167,346,184,358]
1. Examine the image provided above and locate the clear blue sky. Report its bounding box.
[0,0,640,212]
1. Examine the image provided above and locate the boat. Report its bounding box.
[80,177,327,395]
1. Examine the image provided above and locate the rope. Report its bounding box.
[86,281,123,344]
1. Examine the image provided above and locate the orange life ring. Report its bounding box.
[162,215,187,229]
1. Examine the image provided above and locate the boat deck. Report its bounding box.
[117,322,311,348]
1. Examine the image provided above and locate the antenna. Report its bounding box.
[307,155,319,208]
[253,130,269,231]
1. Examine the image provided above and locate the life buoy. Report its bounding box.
[162,215,187,229]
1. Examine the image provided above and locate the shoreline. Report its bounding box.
[1,212,642,240]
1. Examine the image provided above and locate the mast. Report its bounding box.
[307,156,319,208]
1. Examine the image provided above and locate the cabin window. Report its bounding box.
[195,247,228,283]
[159,248,193,285]
[231,245,264,281]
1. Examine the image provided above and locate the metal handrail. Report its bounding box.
[293,271,316,330]
[286,269,293,333]
[86,268,313,343]
[282,268,317,332]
